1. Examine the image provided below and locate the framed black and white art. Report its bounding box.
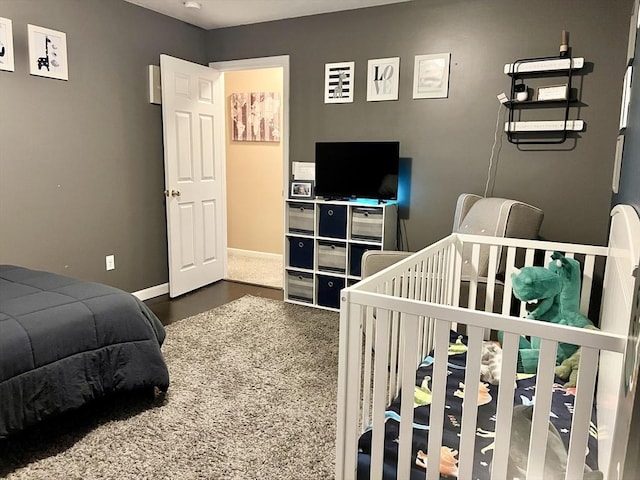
[0,17,15,72]
[367,57,400,101]
[324,61,354,104]
[28,24,69,80]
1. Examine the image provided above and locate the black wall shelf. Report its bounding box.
[505,55,585,145]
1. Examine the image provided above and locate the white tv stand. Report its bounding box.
[284,198,398,310]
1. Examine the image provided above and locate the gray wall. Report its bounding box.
[207,0,631,250]
[0,0,634,293]
[0,0,207,291]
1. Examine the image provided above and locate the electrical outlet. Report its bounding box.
[106,255,115,271]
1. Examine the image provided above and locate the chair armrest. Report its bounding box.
[361,251,413,279]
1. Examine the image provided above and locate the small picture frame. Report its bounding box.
[28,24,69,81]
[290,180,314,199]
[536,84,569,101]
[0,17,15,72]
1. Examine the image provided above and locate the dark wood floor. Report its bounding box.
[144,280,283,326]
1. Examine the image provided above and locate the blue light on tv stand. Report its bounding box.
[319,197,398,206]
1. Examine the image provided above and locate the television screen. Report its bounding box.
[314,142,399,200]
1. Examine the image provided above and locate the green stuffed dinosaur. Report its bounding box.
[505,252,594,373]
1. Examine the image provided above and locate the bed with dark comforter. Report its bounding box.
[0,265,170,438]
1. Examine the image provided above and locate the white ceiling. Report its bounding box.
[123,0,413,30]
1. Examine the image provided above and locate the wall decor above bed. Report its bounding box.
[0,17,15,72]
[27,24,69,81]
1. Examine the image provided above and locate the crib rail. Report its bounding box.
[335,233,625,480]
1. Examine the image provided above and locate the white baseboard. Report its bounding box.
[228,248,282,261]
[133,282,169,301]
[133,249,282,300]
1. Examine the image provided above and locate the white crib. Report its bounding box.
[336,204,640,480]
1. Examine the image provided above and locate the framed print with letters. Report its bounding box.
[367,57,400,101]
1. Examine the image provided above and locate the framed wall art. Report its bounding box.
[413,53,450,99]
[612,134,625,193]
[28,24,69,80]
[620,65,632,130]
[628,0,639,65]
[324,61,354,103]
[0,17,15,72]
[230,92,281,142]
[367,57,400,101]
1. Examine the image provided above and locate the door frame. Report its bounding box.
[208,55,290,276]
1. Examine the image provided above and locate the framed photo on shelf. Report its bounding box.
[537,84,569,101]
[366,57,400,101]
[0,17,15,72]
[412,53,450,99]
[290,180,314,199]
[28,24,69,80]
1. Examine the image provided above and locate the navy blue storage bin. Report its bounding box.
[318,204,347,238]
[349,244,381,277]
[288,236,314,269]
[317,275,345,309]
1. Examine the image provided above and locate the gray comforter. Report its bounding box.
[0,265,170,438]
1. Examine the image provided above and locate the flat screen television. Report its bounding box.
[314,141,400,200]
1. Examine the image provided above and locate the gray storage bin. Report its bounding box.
[288,202,314,234]
[317,241,347,273]
[287,270,314,303]
[351,207,383,241]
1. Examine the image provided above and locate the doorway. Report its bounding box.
[209,56,289,289]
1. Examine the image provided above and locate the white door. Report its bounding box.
[161,54,226,298]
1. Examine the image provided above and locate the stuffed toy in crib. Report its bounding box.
[554,325,599,387]
[505,252,595,374]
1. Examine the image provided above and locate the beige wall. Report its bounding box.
[225,68,284,254]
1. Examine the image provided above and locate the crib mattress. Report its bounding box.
[356,331,599,480]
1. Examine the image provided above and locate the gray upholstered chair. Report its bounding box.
[361,193,544,311]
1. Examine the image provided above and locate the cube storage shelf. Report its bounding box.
[285,199,398,310]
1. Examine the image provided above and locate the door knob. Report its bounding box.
[171,189,181,197]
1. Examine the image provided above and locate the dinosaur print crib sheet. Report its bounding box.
[356,331,599,480]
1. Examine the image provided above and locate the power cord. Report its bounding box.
[483,100,507,198]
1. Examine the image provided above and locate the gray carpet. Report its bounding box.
[0,296,340,479]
